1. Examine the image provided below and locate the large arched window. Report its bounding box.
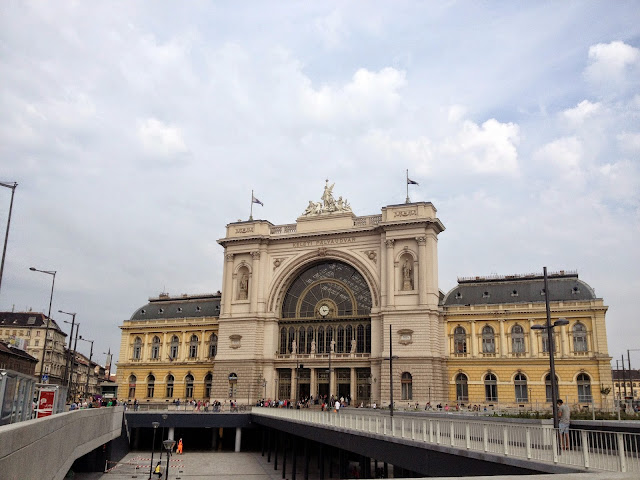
[151,336,161,359]
[204,372,213,398]
[326,326,333,352]
[573,323,588,353]
[170,335,179,359]
[209,333,218,357]
[336,326,345,353]
[307,327,314,353]
[356,324,365,353]
[401,372,413,400]
[482,326,495,354]
[133,337,142,360]
[514,373,528,402]
[577,373,592,402]
[128,374,136,398]
[279,327,287,354]
[485,373,498,402]
[147,374,155,398]
[288,327,295,354]
[545,373,559,402]
[317,326,325,353]
[511,325,525,354]
[454,326,467,354]
[166,374,174,398]
[346,325,353,352]
[281,261,372,319]
[189,335,198,358]
[298,327,306,354]
[185,374,194,398]
[456,373,468,401]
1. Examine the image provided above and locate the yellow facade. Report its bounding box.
[116,294,220,403]
[444,282,613,409]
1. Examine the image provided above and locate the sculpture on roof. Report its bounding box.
[301,180,352,216]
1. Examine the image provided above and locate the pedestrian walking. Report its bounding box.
[557,399,571,450]
[177,438,183,455]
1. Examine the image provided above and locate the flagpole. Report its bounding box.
[249,190,254,221]
[406,169,410,203]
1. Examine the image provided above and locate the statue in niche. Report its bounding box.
[238,273,249,300]
[311,340,316,354]
[351,339,357,354]
[402,259,413,290]
[291,340,296,355]
[330,339,335,353]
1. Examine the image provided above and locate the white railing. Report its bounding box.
[251,408,640,473]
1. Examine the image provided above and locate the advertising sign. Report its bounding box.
[36,389,55,418]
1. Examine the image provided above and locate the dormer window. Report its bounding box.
[140,309,146,315]
[158,308,164,314]
[177,307,183,313]
[196,306,201,312]
[511,290,518,297]
[482,291,490,298]
[540,289,546,296]
[572,286,580,294]
[455,292,462,299]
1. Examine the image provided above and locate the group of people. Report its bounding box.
[68,397,120,410]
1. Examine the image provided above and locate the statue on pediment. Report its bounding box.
[301,180,352,216]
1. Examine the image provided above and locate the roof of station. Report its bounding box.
[129,292,221,321]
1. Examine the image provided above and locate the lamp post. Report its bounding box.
[159,414,168,463]
[162,439,176,480]
[79,336,94,398]
[628,349,640,404]
[0,181,17,297]
[262,378,267,400]
[149,421,160,480]
[58,310,76,392]
[530,267,568,429]
[384,324,399,422]
[67,323,80,400]
[30,267,57,383]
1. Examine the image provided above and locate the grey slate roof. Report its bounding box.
[0,312,66,335]
[130,293,221,321]
[442,271,596,306]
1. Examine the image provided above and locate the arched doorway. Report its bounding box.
[278,260,373,404]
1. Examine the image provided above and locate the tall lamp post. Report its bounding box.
[384,324,399,422]
[58,310,76,393]
[530,267,568,429]
[149,421,160,480]
[30,267,57,383]
[162,439,177,480]
[627,349,640,404]
[0,181,18,296]
[79,336,94,398]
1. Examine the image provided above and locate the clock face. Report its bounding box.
[319,304,330,317]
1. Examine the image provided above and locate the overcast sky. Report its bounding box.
[1,1,638,372]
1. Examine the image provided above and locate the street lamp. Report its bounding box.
[162,439,176,480]
[149,421,160,480]
[0,181,18,297]
[530,267,568,429]
[159,414,168,463]
[65,322,80,399]
[627,349,640,403]
[58,310,76,391]
[79,336,94,398]
[30,267,57,383]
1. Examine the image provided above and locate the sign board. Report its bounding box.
[42,374,49,383]
[36,389,55,418]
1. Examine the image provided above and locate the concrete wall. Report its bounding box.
[0,406,123,480]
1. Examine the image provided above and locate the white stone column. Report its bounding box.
[528,319,538,356]
[143,333,149,361]
[258,244,268,313]
[385,239,395,307]
[200,329,206,360]
[168,427,175,441]
[222,253,234,315]
[416,236,427,305]
[350,367,356,404]
[560,325,568,357]
[235,427,242,452]
[380,238,387,307]
[310,367,317,400]
[291,367,297,401]
[426,231,439,305]
[250,251,260,313]
[470,321,477,356]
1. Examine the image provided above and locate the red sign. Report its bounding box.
[37,390,56,418]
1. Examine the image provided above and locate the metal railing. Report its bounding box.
[252,407,640,473]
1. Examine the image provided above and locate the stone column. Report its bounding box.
[350,367,356,405]
[425,231,439,305]
[385,239,395,307]
[470,321,477,356]
[235,427,242,452]
[416,236,427,305]
[168,427,175,441]
[310,368,317,400]
[182,332,189,361]
[143,333,149,361]
[162,332,168,360]
[222,253,234,315]
[250,251,260,313]
[560,325,569,357]
[499,319,507,357]
[258,244,268,313]
[291,367,297,401]
[528,319,538,356]
[380,238,387,307]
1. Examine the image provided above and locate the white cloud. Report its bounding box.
[315,10,347,49]
[534,136,583,170]
[439,118,520,174]
[137,118,187,157]
[561,100,601,125]
[585,41,640,95]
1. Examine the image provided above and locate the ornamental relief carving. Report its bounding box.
[385,239,395,248]
[364,250,377,263]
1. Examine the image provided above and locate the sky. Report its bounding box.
[1,1,639,372]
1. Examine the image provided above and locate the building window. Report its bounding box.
[128,374,136,398]
[336,326,345,353]
[454,326,467,354]
[170,335,179,359]
[541,331,558,353]
[577,373,592,402]
[346,325,353,352]
[401,372,413,400]
[133,337,142,360]
[279,327,287,354]
[356,324,365,353]
[326,326,333,352]
[205,373,213,398]
[189,335,198,358]
[307,326,314,354]
[484,373,498,402]
[317,326,325,354]
[288,327,295,354]
[166,375,174,398]
[545,374,559,402]
[482,326,495,354]
[298,327,306,354]
[185,374,194,398]
[147,374,155,398]
[514,373,528,402]
[573,323,588,352]
[151,336,160,359]
[229,373,238,399]
[456,373,468,401]
[209,333,218,357]
[511,325,525,354]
